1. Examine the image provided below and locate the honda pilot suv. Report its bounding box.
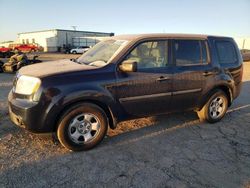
[8,34,243,151]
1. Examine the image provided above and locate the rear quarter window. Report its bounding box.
[216,41,237,64]
[174,40,208,66]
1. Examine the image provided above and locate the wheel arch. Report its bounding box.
[216,85,233,106]
[198,84,233,111]
[54,99,117,132]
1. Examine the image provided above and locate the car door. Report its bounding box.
[115,40,173,116]
[171,39,216,111]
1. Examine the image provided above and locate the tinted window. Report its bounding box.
[174,40,208,65]
[126,41,168,69]
[216,41,237,64]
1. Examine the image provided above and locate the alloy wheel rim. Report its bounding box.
[68,113,101,144]
[209,96,226,119]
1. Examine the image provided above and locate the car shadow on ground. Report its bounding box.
[1,104,250,187]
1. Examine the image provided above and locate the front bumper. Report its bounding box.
[9,105,26,129]
[8,91,55,133]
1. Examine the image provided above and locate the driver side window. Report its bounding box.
[126,40,168,70]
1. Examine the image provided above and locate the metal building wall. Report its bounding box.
[17,29,114,52]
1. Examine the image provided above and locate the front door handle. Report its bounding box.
[203,71,215,76]
[156,76,170,82]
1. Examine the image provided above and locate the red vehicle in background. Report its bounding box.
[0,46,14,58]
[0,46,12,53]
[14,44,39,52]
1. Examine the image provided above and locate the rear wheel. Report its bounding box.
[57,103,108,151]
[197,90,228,123]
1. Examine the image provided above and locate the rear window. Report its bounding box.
[216,41,237,64]
[174,40,208,66]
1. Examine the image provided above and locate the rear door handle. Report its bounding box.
[156,76,170,82]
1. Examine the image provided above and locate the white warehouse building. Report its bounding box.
[17,29,114,52]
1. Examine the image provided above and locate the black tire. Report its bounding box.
[72,51,77,54]
[0,61,3,73]
[197,90,228,123]
[57,103,108,151]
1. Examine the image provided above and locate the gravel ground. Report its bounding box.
[0,55,250,188]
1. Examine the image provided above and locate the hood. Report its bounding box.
[19,59,97,78]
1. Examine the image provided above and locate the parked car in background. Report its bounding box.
[0,46,14,58]
[14,44,39,52]
[0,46,12,53]
[241,49,250,61]
[8,34,243,151]
[70,46,90,54]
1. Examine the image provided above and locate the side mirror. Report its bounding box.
[119,60,137,72]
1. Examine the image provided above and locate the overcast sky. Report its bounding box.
[0,0,250,42]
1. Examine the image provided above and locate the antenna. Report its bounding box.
[71,26,77,31]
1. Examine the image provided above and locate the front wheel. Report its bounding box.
[197,90,228,123]
[57,103,108,151]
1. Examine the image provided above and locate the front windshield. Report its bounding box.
[77,39,128,67]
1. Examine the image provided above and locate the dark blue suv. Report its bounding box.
[8,34,243,151]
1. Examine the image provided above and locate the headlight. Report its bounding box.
[15,75,41,95]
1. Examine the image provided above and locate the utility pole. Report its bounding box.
[71,26,77,47]
[242,39,246,49]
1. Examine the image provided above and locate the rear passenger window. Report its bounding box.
[216,41,237,64]
[174,40,208,66]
